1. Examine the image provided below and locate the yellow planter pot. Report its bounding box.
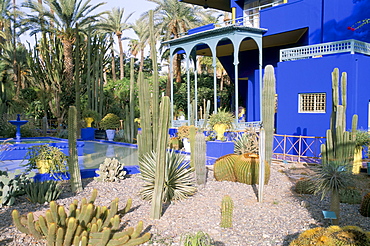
[36,160,52,174]
[353,147,363,174]
[214,123,228,140]
[84,117,94,128]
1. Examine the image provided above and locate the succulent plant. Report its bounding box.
[213,154,238,182]
[0,169,35,207]
[294,178,315,194]
[233,153,270,185]
[339,187,362,204]
[94,158,127,182]
[12,189,150,245]
[220,195,233,228]
[139,150,196,203]
[25,180,62,204]
[234,129,259,155]
[181,231,213,246]
[360,192,370,217]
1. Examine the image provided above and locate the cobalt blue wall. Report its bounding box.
[276,53,370,137]
[260,0,370,44]
[260,0,323,44]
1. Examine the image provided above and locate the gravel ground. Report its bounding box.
[1,161,369,246]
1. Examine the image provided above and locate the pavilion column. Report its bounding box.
[186,56,191,123]
[212,55,217,114]
[192,53,198,123]
[170,53,174,126]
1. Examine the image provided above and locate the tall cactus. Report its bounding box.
[220,195,233,228]
[321,68,356,164]
[150,96,171,219]
[194,132,207,185]
[129,57,135,143]
[68,106,82,193]
[258,65,276,202]
[189,125,196,167]
[202,100,211,130]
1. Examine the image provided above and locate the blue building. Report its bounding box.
[165,0,370,137]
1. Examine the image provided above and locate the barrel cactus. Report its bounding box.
[213,154,238,182]
[294,178,315,194]
[360,192,370,217]
[233,153,270,185]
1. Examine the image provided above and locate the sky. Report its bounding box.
[20,0,159,54]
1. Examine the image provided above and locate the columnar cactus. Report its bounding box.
[321,68,357,165]
[194,132,207,185]
[189,125,196,167]
[150,96,171,219]
[220,195,233,228]
[11,189,150,245]
[68,106,82,193]
[213,154,238,182]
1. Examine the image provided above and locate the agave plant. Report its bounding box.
[139,150,196,203]
[309,160,354,224]
[233,128,259,155]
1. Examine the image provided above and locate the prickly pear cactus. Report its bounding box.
[0,169,35,207]
[95,158,127,182]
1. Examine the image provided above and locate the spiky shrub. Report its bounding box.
[339,187,362,204]
[309,160,354,224]
[181,231,213,246]
[25,180,62,204]
[12,189,150,246]
[0,169,35,207]
[294,178,315,194]
[213,154,238,182]
[360,192,370,217]
[94,158,126,182]
[220,195,233,228]
[139,150,196,203]
[234,128,259,155]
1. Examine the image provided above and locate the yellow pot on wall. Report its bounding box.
[36,160,52,174]
[84,117,94,128]
[214,123,228,140]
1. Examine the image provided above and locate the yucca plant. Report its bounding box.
[309,160,354,224]
[139,150,196,203]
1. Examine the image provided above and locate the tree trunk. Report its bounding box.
[174,53,182,83]
[62,39,74,86]
[110,36,116,81]
[117,33,124,79]
[330,189,340,225]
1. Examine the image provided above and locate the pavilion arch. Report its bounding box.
[163,25,265,128]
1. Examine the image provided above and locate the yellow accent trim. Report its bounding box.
[232,7,236,24]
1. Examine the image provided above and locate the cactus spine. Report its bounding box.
[220,195,233,228]
[68,106,82,193]
[194,132,207,185]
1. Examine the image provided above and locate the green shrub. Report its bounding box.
[25,180,62,204]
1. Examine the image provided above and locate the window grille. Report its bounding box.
[299,93,326,113]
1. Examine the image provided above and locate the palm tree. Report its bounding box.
[22,0,106,86]
[143,0,216,83]
[128,18,149,72]
[0,0,12,50]
[100,7,133,80]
